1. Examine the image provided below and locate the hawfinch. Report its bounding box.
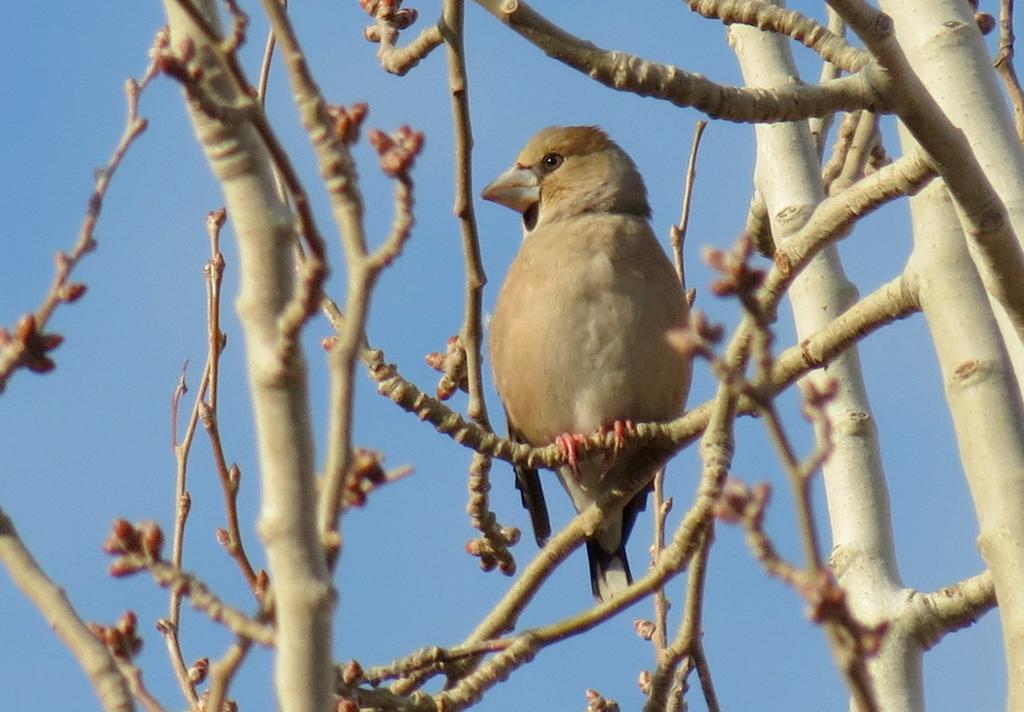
[483,126,692,601]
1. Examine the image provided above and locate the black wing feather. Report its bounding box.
[507,420,552,546]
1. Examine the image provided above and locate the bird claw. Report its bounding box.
[555,432,589,479]
[556,422,635,477]
[600,419,635,453]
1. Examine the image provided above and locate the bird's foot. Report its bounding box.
[555,432,589,478]
[600,419,636,454]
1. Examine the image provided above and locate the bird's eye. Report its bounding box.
[541,152,564,171]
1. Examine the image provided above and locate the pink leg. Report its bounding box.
[555,432,589,478]
[599,419,635,453]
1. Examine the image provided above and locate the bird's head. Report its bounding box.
[481,126,651,231]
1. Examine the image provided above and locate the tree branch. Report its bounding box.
[0,508,133,712]
[471,0,879,122]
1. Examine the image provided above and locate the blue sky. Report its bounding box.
[0,2,1004,710]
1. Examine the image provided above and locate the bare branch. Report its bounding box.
[0,508,133,712]
[203,639,252,712]
[669,120,708,289]
[644,527,720,712]
[161,4,331,709]
[421,381,739,706]
[105,520,274,647]
[0,47,157,391]
[908,571,996,649]
[685,0,869,71]
[166,356,208,708]
[831,0,1024,345]
[809,8,848,154]
[993,0,1024,143]
[471,0,879,122]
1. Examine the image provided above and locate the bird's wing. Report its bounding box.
[508,418,552,547]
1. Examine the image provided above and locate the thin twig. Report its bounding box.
[141,558,274,646]
[650,468,671,654]
[994,0,1024,143]
[0,46,158,391]
[645,525,719,711]
[744,350,881,711]
[197,215,259,589]
[670,120,707,289]
[443,0,489,428]
[201,402,260,590]
[166,406,201,703]
[203,639,252,712]
[759,404,823,570]
[827,111,878,195]
[809,7,847,156]
[721,475,883,712]
[119,662,171,712]
[162,209,238,709]
[166,358,210,708]
[820,110,861,192]
[256,0,285,101]
[377,22,445,75]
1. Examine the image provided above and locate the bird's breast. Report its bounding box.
[489,216,690,446]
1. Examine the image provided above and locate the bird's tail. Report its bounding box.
[586,539,633,602]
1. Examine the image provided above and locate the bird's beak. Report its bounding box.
[481,165,540,213]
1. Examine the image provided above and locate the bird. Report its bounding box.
[482,125,692,602]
